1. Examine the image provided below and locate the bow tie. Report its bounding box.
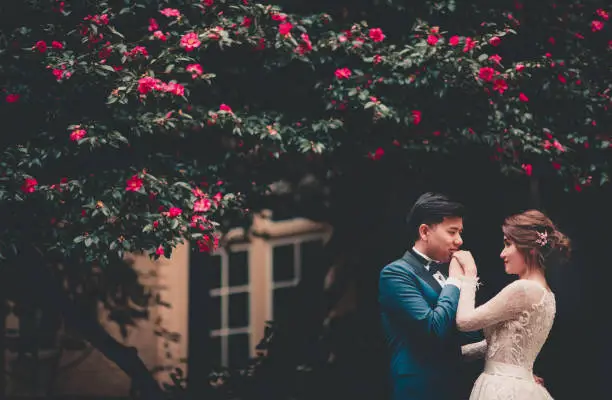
[426,261,443,274]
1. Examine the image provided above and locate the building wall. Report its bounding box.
[3,214,331,397]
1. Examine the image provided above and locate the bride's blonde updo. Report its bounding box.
[502,209,571,270]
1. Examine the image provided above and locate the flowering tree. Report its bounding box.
[1,0,610,397]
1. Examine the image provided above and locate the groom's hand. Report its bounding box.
[452,250,477,278]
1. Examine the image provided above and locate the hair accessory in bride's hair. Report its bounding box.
[535,230,548,247]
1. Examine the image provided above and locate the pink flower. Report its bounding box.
[51,41,63,49]
[558,74,567,84]
[167,207,182,218]
[70,128,87,141]
[489,36,501,46]
[448,36,460,46]
[478,67,495,82]
[373,54,382,64]
[180,32,201,51]
[368,147,385,160]
[34,41,47,53]
[591,20,604,32]
[518,93,529,102]
[153,30,168,41]
[155,245,165,256]
[368,28,385,42]
[596,9,609,21]
[515,63,525,72]
[426,35,439,46]
[279,22,293,36]
[160,8,180,17]
[219,104,233,113]
[164,82,185,96]
[186,63,203,78]
[194,198,212,212]
[138,76,162,94]
[21,177,38,193]
[334,67,352,80]
[197,235,219,253]
[203,0,214,6]
[489,54,502,64]
[297,33,313,54]
[5,94,19,103]
[553,140,565,152]
[411,110,422,125]
[126,175,143,192]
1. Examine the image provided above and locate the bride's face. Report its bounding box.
[500,237,528,275]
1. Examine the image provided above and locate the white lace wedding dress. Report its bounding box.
[458,279,556,400]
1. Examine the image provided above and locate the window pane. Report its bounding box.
[228,293,249,328]
[273,244,295,282]
[228,250,249,287]
[301,240,324,273]
[227,333,250,368]
[210,335,223,368]
[209,255,222,289]
[209,295,222,331]
[273,287,296,320]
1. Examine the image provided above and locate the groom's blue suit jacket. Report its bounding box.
[379,250,482,400]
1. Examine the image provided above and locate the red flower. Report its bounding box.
[34,41,47,53]
[463,37,476,52]
[297,33,313,54]
[180,32,201,51]
[489,54,502,64]
[148,18,159,32]
[126,175,143,192]
[279,22,293,36]
[449,35,460,46]
[70,128,87,141]
[519,93,529,102]
[515,63,525,72]
[203,0,214,6]
[478,67,495,82]
[493,79,508,94]
[219,103,233,113]
[591,20,604,32]
[522,164,533,176]
[168,207,182,218]
[271,13,287,22]
[5,94,19,103]
[368,28,385,42]
[373,54,382,64]
[155,245,165,256]
[557,74,567,84]
[426,35,439,46]
[153,31,168,41]
[241,16,252,27]
[369,147,385,160]
[51,41,63,49]
[334,67,352,80]
[596,9,609,21]
[552,162,561,171]
[411,110,422,125]
[489,36,501,46]
[21,177,38,193]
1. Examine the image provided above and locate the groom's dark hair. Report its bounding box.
[406,192,465,243]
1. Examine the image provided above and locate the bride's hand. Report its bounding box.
[452,250,478,278]
[448,257,465,279]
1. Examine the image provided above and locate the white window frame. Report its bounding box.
[267,232,329,318]
[209,242,251,367]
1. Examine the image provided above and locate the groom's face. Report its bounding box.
[423,217,464,262]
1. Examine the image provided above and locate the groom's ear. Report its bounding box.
[418,223,430,241]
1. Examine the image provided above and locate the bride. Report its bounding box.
[451,210,570,400]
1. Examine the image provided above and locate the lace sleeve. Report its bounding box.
[461,339,487,361]
[456,279,545,332]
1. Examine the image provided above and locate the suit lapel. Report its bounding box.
[401,251,442,295]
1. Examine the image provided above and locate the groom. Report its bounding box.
[379,192,483,400]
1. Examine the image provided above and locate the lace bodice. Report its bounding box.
[458,279,556,371]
